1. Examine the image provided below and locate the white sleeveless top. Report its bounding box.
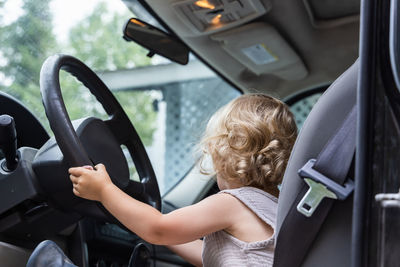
[202,187,278,267]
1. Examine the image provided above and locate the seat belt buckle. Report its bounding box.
[296,159,354,217]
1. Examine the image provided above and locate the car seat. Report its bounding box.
[274,60,358,266]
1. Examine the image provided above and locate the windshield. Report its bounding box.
[0,0,240,195]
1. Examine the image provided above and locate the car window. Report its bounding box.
[0,0,241,195]
[289,92,323,129]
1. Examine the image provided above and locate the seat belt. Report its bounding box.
[273,105,357,267]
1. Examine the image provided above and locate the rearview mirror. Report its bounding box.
[123,18,189,65]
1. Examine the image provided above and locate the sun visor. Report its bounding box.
[210,23,308,80]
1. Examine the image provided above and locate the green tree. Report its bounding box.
[0,0,157,146]
[0,0,56,127]
[67,2,151,70]
[63,2,157,145]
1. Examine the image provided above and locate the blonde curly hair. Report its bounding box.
[199,94,297,196]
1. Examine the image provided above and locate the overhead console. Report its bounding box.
[173,0,270,35]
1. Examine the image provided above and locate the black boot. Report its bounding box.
[26,240,77,267]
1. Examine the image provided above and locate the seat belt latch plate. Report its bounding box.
[297,178,337,217]
[296,159,355,217]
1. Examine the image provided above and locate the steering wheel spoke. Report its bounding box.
[125,179,160,210]
[104,116,133,145]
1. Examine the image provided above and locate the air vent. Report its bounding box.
[173,0,270,35]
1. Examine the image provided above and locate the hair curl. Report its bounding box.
[199,94,297,195]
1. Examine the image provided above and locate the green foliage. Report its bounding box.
[0,0,56,86]
[0,0,157,146]
[113,90,157,145]
[67,2,151,70]
[0,0,56,128]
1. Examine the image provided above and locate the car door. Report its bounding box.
[354,0,400,266]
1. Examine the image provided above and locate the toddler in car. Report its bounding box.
[28,94,297,267]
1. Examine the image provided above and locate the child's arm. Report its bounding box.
[69,164,238,246]
[166,240,203,267]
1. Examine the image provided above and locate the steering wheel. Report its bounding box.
[38,54,161,217]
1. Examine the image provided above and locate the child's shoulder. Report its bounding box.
[219,186,278,227]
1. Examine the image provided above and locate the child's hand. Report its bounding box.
[68,163,113,202]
